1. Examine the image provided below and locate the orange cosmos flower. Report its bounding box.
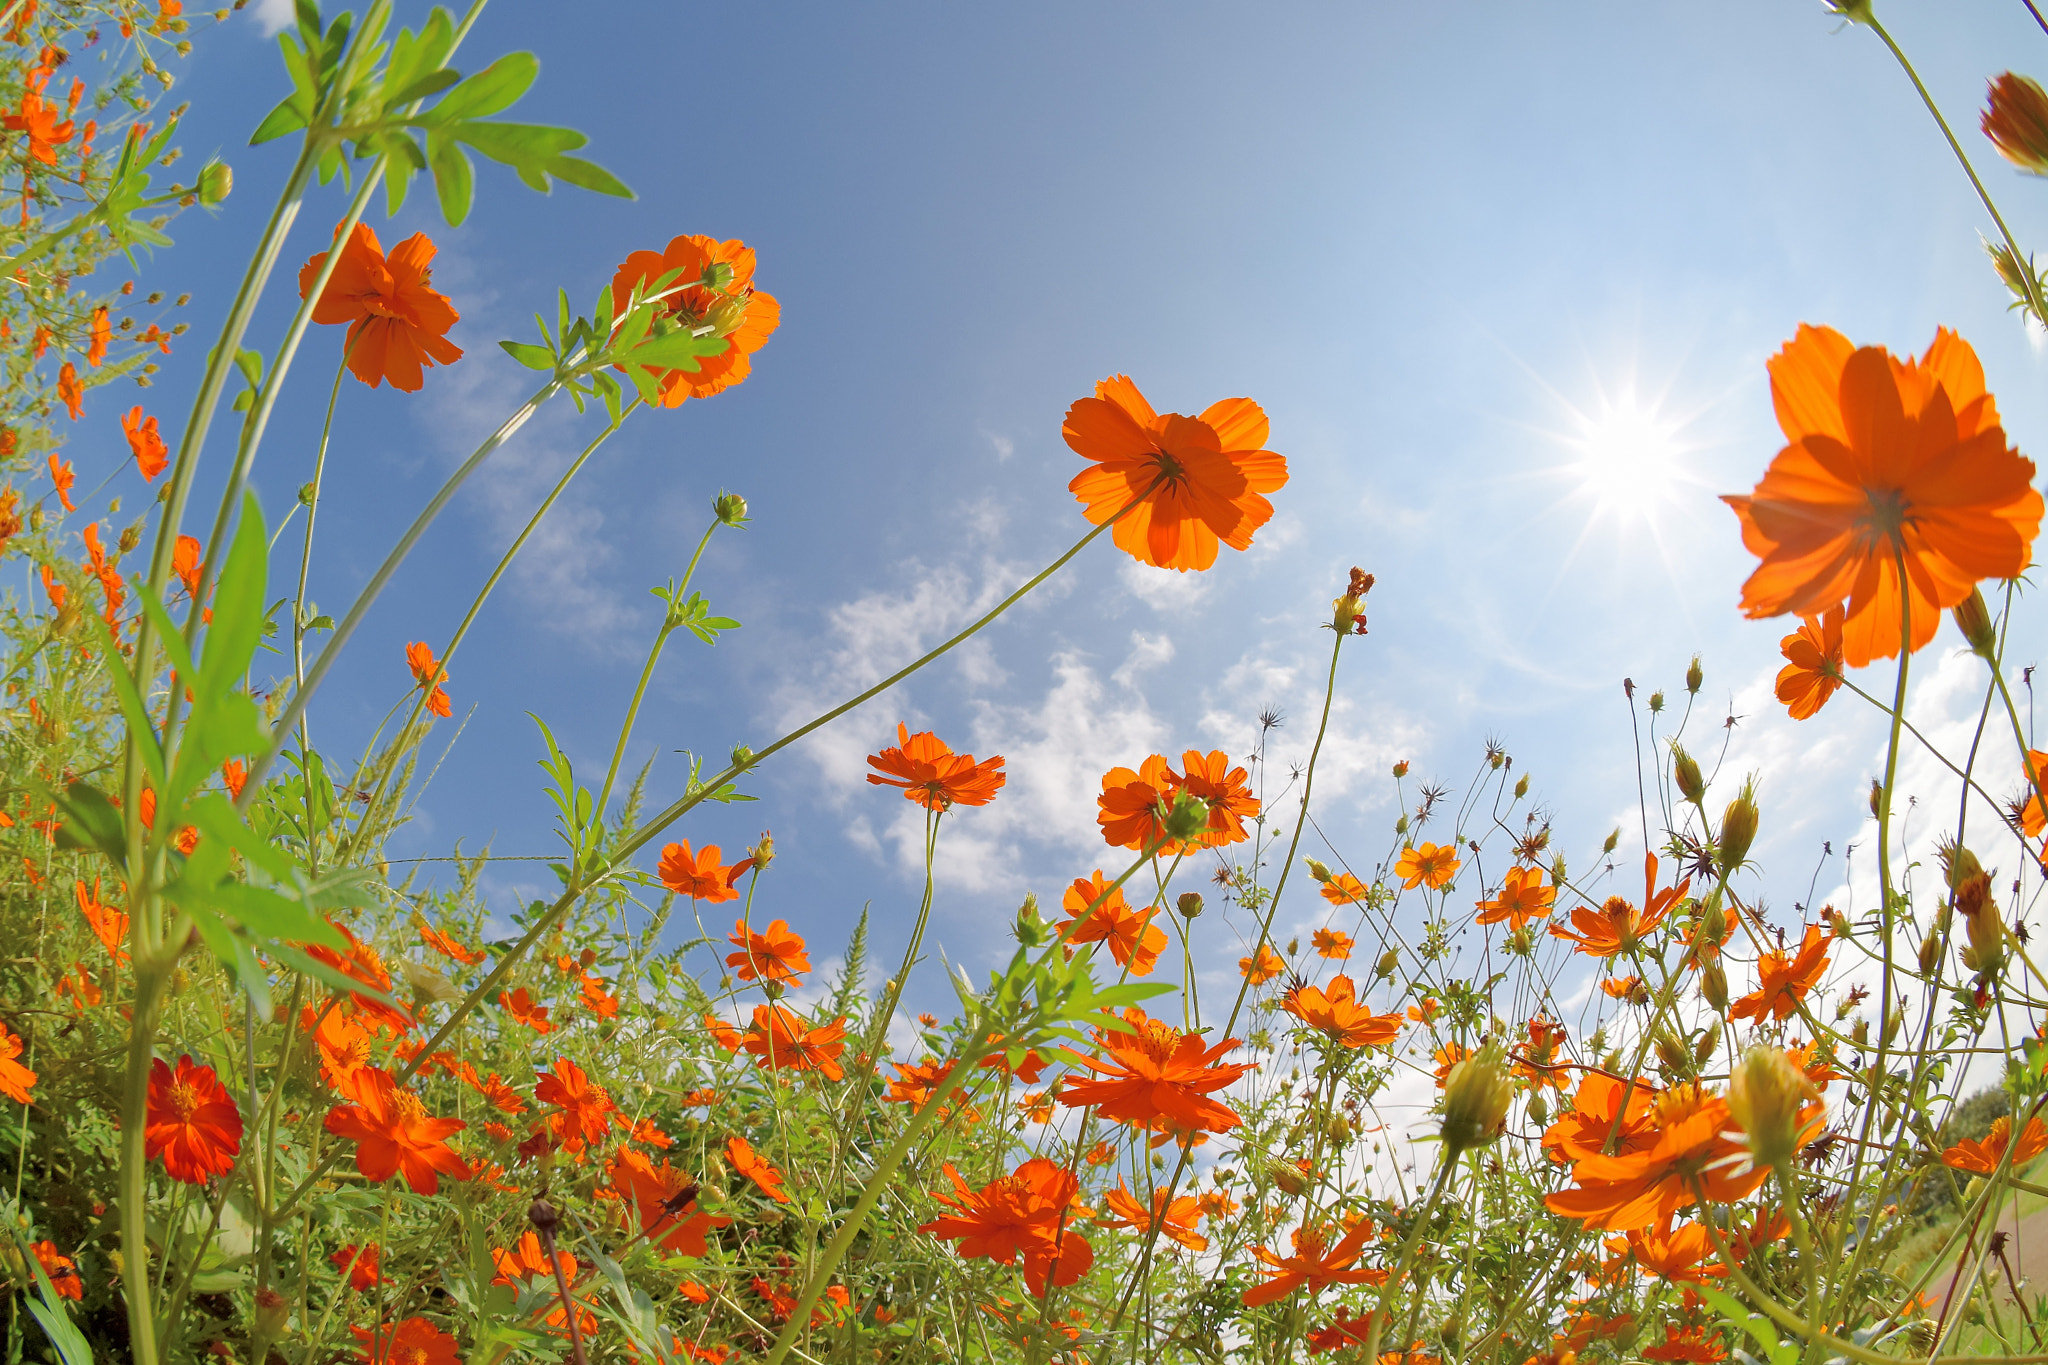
[1307,1306,1379,1354]
[1176,749,1260,845]
[726,918,811,985]
[1542,1084,1770,1231]
[498,985,555,1034]
[145,1055,241,1183]
[1063,375,1287,572]
[303,1005,380,1102]
[1730,923,1830,1024]
[1643,1326,1730,1364]
[1775,605,1845,720]
[1240,944,1284,984]
[418,922,483,966]
[1101,1182,1206,1252]
[221,759,246,799]
[2,77,71,165]
[1407,997,1440,1025]
[1058,1007,1251,1134]
[1056,871,1167,975]
[123,405,167,481]
[657,839,747,902]
[1311,927,1354,959]
[299,222,463,392]
[1723,325,2041,666]
[331,1242,381,1292]
[1549,853,1689,960]
[864,723,1006,810]
[1320,873,1372,907]
[1395,841,1461,890]
[726,1135,791,1203]
[0,1023,34,1105]
[404,642,450,718]
[1243,1220,1387,1306]
[1282,974,1402,1049]
[322,1066,469,1195]
[609,234,780,405]
[491,1231,600,1338]
[1544,1072,1660,1168]
[56,361,81,419]
[610,1146,730,1255]
[1476,865,1555,929]
[1097,754,1180,851]
[1943,1114,2048,1174]
[1984,73,2048,175]
[1603,975,1648,1004]
[739,1004,848,1080]
[535,1057,619,1155]
[918,1158,1093,1298]
[305,923,412,1033]
[74,876,127,964]
[885,1058,958,1110]
[29,1241,80,1300]
[87,305,108,367]
[349,1316,460,1365]
[47,453,72,511]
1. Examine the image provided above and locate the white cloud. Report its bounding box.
[1119,559,1211,614]
[250,0,293,37]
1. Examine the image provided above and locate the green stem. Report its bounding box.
[115,971,168,1365]
[291,354,351,756]
[594,512,716,821]
[862,806,942,1073]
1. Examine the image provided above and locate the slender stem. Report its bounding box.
[2026,0,2048,38]
[1867,16,2048,325]
[292,354,352,755]
[594,512,716,821]
[863,806,942,1072]
[115,972,168,1365]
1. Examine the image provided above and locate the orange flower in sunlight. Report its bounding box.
[658,840,747,902]
[609,234,780,405]
[56,361,82,419]
[1407,998,1440,1025]
[145,1055,240,1183]
[1056,871,1167,976]
[29,1241,80,1300]
[1943,1114,2048,1174]
[1176,749,1260,845]
[611,1146,730,1254]
[2018,750,2048,841]
[418,922,483,966]
[919,1157,1092,1298]
[459,1066,527,1116]
[1097,754,1179,851]
[1059,1007,1251,1134]
[221,759,246,799]
[405,641,450,718]
[536,1056,619,1155]
[1544,1072,1659,1168]
[1775,606,1844,720]
[1243,1221,1387,1306]
[1282,974,1402,1050]
[1311,927,1354,959]
[350,1317,459,1365]
[1240,944,1284,984]
[726,918,811,985]
[1724,325,2041,666]
[304,923,412,1033]
[47,453,72,511]
[1320,873,1371,907]
[498,986,554,1034]
[0,1023,35,1105]
[1395,841,1461,890]
[1543,1084,1769,1231]
[491,1231,600,1338]
[74,876,127,964]
[740,1004,848,1080]
[865,723,1006,810]
[1307,1306,1378,1355]
[886,1058,957,1110]
[1602,975,1648,1004]
[1730,923,1830,1023]
[303,1005,379,1102]
[298,222,463,392]
[87,305,108,367]
[1476,865,1555,929]
[324,1067,468,1194]
[726,1135,792,1203]
[1642,1326,1730,1364]
[1063,375,1287,572]
[2,76,71,165]
[1549,853,1689,960]
[331,1242,381,1292]
[1101,1182,1206,1252]
[124,405,167,481]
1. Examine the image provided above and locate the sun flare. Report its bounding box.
[1565,395,1684,522]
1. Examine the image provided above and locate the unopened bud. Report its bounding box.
[1513,774,1529,799]
[1269,1160,1310,1197]
[714,491,749,527]
[1884,1006,1904,1046]
[1550,852,1568,886]
[1324,1112,1353,1145]
[1717,779,1759,878]
[1440,1042,1512,1154]
[1943,841,1985,893]
[1700,889,1727,945]
[1727,1046,1816,1173]
[1653,1027,1689,1074]
[751,830,775,868]
[1392,760,1409,779]
[117,522,141,555]
[1918,930,1942,976]
[1015,892,1047,947]
[1986,73,2048,175]
[1525,1090,1549,1128]
[1701,961,1728,1014]
[1869,779,1884,819]
[1161,790,1209,843]
[1175,891,1204,918]
[1685,654,1703,695]
[198,161,232,205]
[1394,814,1409,835]
[1850,1017,1869,1048]
[1648,690,1665,714]
[1375,948,1400,979]
[1953,586,1998,659]
[1670,743,1704,805]
[1304,857,1334,883]
[1602,828,1620,856]
[1960,877,2006,978]
[252,1287,290,1339]
[1693,1029,1718,1067]
[1331,567,1373,635]
[1506,926,1534,957]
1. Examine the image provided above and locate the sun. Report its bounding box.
[1564,393,1685,522]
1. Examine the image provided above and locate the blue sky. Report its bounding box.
[101,1,2048,1026]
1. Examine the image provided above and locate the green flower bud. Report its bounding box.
[1701,961,1728,1014]
[1304,857,1334,883]
[1175,891,1205,918]
[1953,586,1997,659]
[1686,654,1704,695]
[715,491,749,527]
[1603,828,1620,855]
[1440,1042,1512,1155]
[1727,1046,1816,1173]
[198,161,232,205]
[1670,742,1705,805]
[1717,778,1759,879]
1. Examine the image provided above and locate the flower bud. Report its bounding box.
[751,829,775,869]
[1506,926,1534,957]
[1324,1112,1353,1145]
[1375,948,1400,979]
[1392,760,1409,779]
[1701,961,1728,1014]
[1550,852,1568,887]
[1986,73,2048,175]
[1161,790,1209,844]
[761,979,786,1000]
[1829,906,1852,939]
[253,1287,290,1340]
[1331,567,1373,635]
[1513,774,1529,799]
[715,491,749,527]
[1602,828,1620,855]
[1525,1090,1549,1128]
[1700,888,1727,945]
[198,161,232,205]
[1685,655,1703,695]
[1304,857,1334,883]
[1653,1026,1689,1074]
[1850,1017,1869,1048]
[1269,1160,1310,1196]
[1693,1029,1718,1067]
[1960,877,2006,978]
[118,522,141,555]
[1717,779,1759,879]
[1884,1006,1903,1046]
[1727,1045,1816,1173]
[1670,743,1704,805]
[1917,929,1942,976]
[1869,779,1884,819]
[1942,841,1984,893]
[730,743,755,770]
[1394,814,1409,835]
[1439,1042,1512,1155]
[1175,891,1204,918]
[1648,690,1665,714]
[1015,892,1048,947]
[1953,586,1998,659]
